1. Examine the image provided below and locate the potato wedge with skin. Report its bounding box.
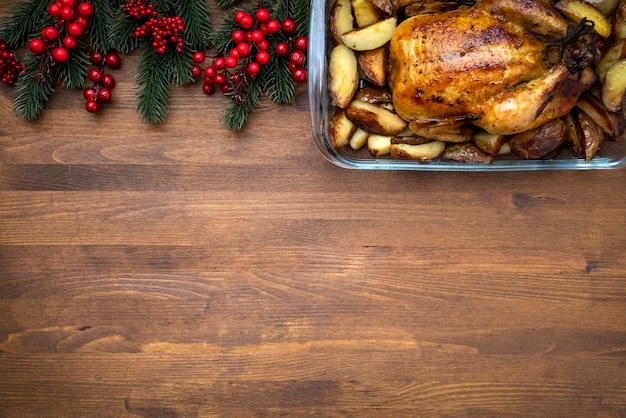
[390,135,433,145]
[602,59,626,112]
[390,140,446,160]
[585,0,620,15]
[595,40,626,82]
[409,123,474,143]
[509,119,567,159]
[614,1,626,41]
[345,100,408,135]
[564,111,585,157]
[349,128,370,150]
[555,0,612,38]
[355,86,393,104]
[578,111,605,161]
[472,130,506,155]
[357,46,387,86]
[328,44,359,109]
[368,134,392,156]
[576,92,621,137]
[330,0,355,45]
[368,0,395,15]
[352,0,382,27]
[442,143,493,163]
[329,110,357,148]
[341,17,397,51]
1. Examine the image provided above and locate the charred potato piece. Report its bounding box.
[329,44,359,109]
[576,66,599,89]
[352,0,382,26]
[368,134,392,156]
[508,119,567,159]
[329,110,357,148]
[355,86,393,104]
[602,59,626,112]
[555,0,612,38]
[578,111,606,161]
[340,17,397,51]
[345,100,408,135]
[330,0,355,45]
[442,143,494,163]
[472,130,507,154]
[564,111,585,157]
[357,47,387,86]
[576,93,621,138]
[390,140,446,160]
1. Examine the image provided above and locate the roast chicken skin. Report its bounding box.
[388,0,593,135]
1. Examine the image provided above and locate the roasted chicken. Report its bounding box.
[388,0,602,135]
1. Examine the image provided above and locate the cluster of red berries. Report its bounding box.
[126,0,185,54]
[0,40,24,86]
[82,51,120,113]
[199,8,308,99]
[28,0,93,64]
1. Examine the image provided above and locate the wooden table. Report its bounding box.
[2,4,626,416]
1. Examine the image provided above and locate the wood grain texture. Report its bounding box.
[2,2,626,416]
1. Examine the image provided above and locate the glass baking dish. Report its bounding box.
[307,0,626,171]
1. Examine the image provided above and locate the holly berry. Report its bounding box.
[292,68,307,83]
[225,55,238,69]
[51,47,69,63]
[85,99,99,113]
[247,62,260,77]
[281,18,296,35]
[29,38,46,54]
[88,68,103,83]
[75,15,90,28]
[60,6,75,21]
[77,2,94,17]
[67,22,84,38]
[236,42,250,57]
[83,87,96,100]
[266,19,280,34]
[289,50,305,67]
[41,26,59,42]
[193,51,205,64]
[48,2,62,17]
[101,73,115,89]
[256,51,270,66]
[275,42,289,57]
[255,8,270,23]
[191,64,202,78]
[0,40,24,86]
[232,30,245,44]
[90,50,104,65]
[97,87,112,102]
[238,14,254,30]
[294,36,308,51]
[62,36,77,50]
[104,52,121,69]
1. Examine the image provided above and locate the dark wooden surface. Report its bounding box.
[2,4,626,416]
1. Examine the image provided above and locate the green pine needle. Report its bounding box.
[176,0,212,51]
[110,13,140,54]
[56,41,90,89]
[13,53,56,121]
[222,76,263,131]
[88,0,117,53]
[136,44,173,123]
[0,0,53,48]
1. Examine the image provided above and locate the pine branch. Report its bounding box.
[13,52,56,120]
[110,13,140,54]
[165,45,195,85]
[55,40,90,88]
[0,0,53,48]
[216,0,242,8]
[174,0,212,51]
[136,43,173,123]
[89,0,117,52]
[263,54,295,104]
[221,76,263,131]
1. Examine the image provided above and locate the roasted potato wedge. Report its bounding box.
[330,0,355,45]
[408,123,474,143]
[390,135,433,145]
[555,0,612,38]
[472,130,507,155]
[614,0,626,41]
[578,110,605,161]
[576,92,621,137]
[368,0,395,15]
[328,44,359,109]
[329,110,357,148]
[442,143,494,163]
[564,111,586,157]
[340,17,397,51]
[368,134,392,156]
[349,128,370,150]
[595,40,626,82]
[509,119,567,159]
[355,86,393,104]
[602,59,626,112]
[357,46,387,86]
[352,0,382,26]
[390,140,446,160]
[585,0,620,15]
[345,100,408,135]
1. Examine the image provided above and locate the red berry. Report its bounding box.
[90,50,104,65]
[229,48,240,59]
[225,56,237,68]
[191,64,202,78]
[213,57,225,70]
[234,11,247,23]
[256,51,270,65]
[101,73,115,88]
[214,73,226,85]
[41,26,59,42]
[60,6,75,21]
[61,0,76,7]
[77,2,93,17]
[83,87,96,100]
[204,66,216,78]
[203,83,215,95]
[255,8,270,22]
[289,50,305,67]
[52,47,69,63]
[250,30,264,43]
[97,87,112,102]
[105,52,121,69]
[275,42,289,57]
[85,99,99,113]
[48,2,62,17]
[292,68,307,83]
[232,30,245,44]
[67,22,84,38]
[193,51,205,63]
[247,62,260,76]
[266,19,280,34]
[255,39,269,51]
[88,68,103,83]
[62,36,77,49]
[220,83,230,93]
[239,14,254,29]
[28,38,46,54]
[236,42,250,57]
[281,18,296,35]
[294,36,308,51]
[74,15,89,28]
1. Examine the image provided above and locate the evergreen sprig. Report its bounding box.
[88,0,122,53]
[0,0,52,48]
[222,75,263,131]
[136,43,173,123]
[176,0,213,50]
[13,53,56,120]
